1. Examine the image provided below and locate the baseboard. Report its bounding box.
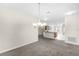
[65,41,79,45]
[0,40,38,54]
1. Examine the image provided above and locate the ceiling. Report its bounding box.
[0,3,79,25]
[40,3,79,25]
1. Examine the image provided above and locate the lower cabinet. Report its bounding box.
[43,31,57,39]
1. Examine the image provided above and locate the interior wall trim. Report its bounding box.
[0,40,38,54]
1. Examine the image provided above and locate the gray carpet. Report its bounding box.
[0,36,79,56]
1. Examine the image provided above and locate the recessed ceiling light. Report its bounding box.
[46,11,51,15]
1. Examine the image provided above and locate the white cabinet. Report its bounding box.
[43,31,57,39]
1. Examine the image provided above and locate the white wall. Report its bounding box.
[65,15,79,38]
[0,3,38,53]
[64,15,79,45]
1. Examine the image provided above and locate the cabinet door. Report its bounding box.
[43,32,54,39]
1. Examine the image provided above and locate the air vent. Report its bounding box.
[68,37,77,43]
